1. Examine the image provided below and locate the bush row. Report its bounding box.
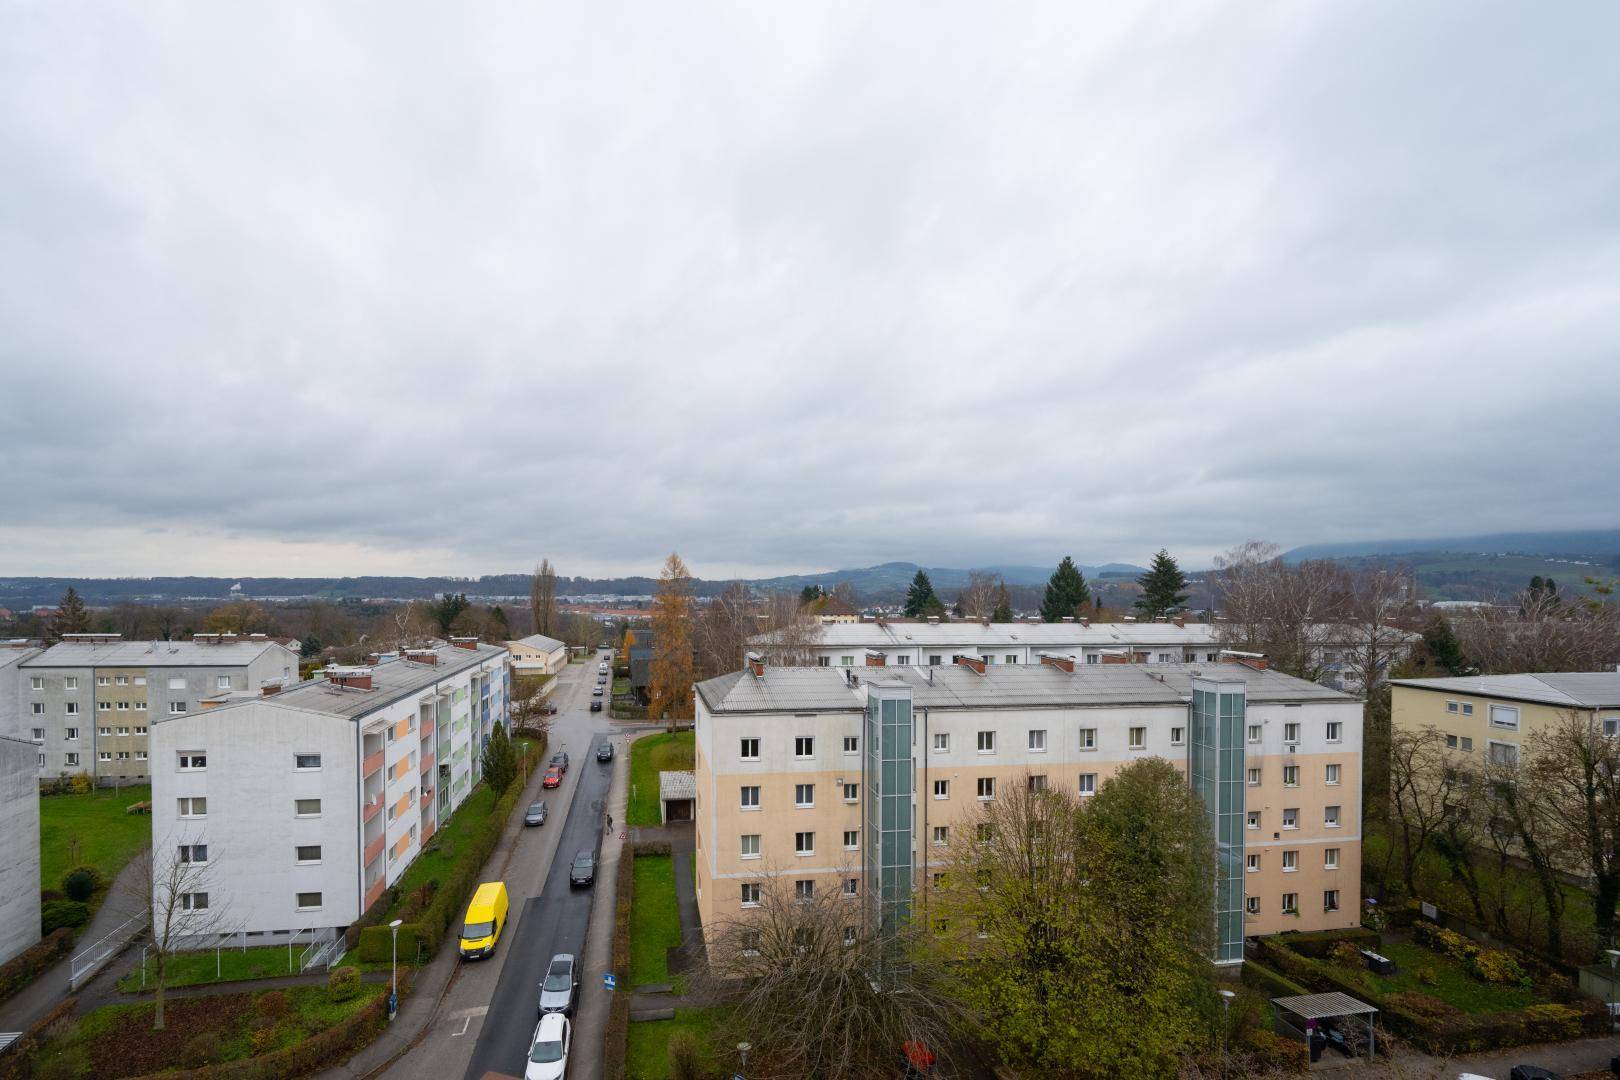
[0,929,74,1007]
[1239,957,1311,1000]
[1269,925,1382,960]
[0,995,77,1080]
[602,841,638,1080]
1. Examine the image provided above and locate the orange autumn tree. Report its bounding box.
[647,553,695,732]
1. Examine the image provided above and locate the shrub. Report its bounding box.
[255,989,290,1018]
[1385,991,1461,1020]
[41,900,89,935]
[1412,920,1478,964]
[60,867,101,902]
[1470,949,1530,987]
[668,1030,702,1080]
[1415,965,1437,986]
[182,1032,223,1067]
[328,965,362,1003]
[1327,941,1363,968]
[249,1026,278,1055]
[69,774,93,795]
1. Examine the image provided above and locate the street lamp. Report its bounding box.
[1218,989,1236,1080]
[737,1042,750,1077]
[389,918,403,1021]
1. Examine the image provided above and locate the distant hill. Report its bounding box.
[1283,529,1620,561]
[745,561,1145,596]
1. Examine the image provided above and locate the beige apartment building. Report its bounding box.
[1391,671,1620,770]
[693,657,1363,965]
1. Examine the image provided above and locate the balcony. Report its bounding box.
[421,787,434,808]
[363,749,385,778]
[362,795,383,824]
[419,718,435,742]
[364,876,386,911]
[364,832,385,868]
[420,751,435,775]
[421,818,436,843]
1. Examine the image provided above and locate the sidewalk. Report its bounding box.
[1363,1032,1620,1079]
[572,727,636,1080]
[0,845,149,1034]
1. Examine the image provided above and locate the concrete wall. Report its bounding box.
[0,735,42,964]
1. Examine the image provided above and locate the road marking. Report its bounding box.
[452,1017,470,1037]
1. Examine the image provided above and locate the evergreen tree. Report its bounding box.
[299,635,323,659]
[431,592,470,634]
[1421,616,1470,675]
[1133,550,1190,620]
[799,584,825,606]
[903,570,945,618]
[489,605,511,638]
[991,582,1014,623]
[481,721,518,793]
[1039,557,1090,622]
[49,587,91,643]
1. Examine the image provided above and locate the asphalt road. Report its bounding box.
[463,733,612,1079]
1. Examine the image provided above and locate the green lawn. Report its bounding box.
[1353,940,1542,1014]
[629,855,682,988]
[39,785,152,897]
[625,1007,729,1080]
[627,732,694,827]
[117,945,306,992]
[31,983,385,1078]
[383,782,499,921]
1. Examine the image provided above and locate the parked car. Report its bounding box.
[538,953,578,1015]
[542,767,562,789]
[540,702,559,716]
[523,802,548,827]
[590,700,602,712]
[569,850,595,887]
[458,881,509,960]
[596,741,614,762]
[549,751,569,773]
[596,674,607,684]
[525,1012,571,1080]
[592,687,604,697]
[1508,1069,1564,1080]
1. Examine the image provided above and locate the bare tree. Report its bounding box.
[755,591,824,666]
[509,672,556,738]
[1212,541,1347,681]
[829,581,859,612]
[530,560,558,638]
[1386,726,1461,896]
[1452,587,1620,674]
[1525,709,1620,947]
[693,581,756,679]
[1480,748,1568,958]
[1338,567,1420,692]
[953,571,1000,620]
[694,865,966,1079]
[130,834,233,1031]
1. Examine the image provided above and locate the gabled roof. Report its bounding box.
[511,634,568,653]
[1392,671,1620,709]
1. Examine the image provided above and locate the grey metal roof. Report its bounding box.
[1392,672,1620,709]
[659,770,696,800]
[224,643,507,719]
[22,639,295,668]
[511,634,568,653]
[753,621,1417,650]
[1271,992,1378,1019]
[696,662,1353,715]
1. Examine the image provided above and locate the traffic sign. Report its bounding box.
[604,973,617,990]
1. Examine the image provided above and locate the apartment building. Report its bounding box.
[694,657,1362,965]
[1390,670,1620,772]
[0,734,42,964]
[0,641,41,747]
[15,635,299,784]
[148,641,508,939]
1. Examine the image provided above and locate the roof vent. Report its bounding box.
[747,652,765,679]
[1079,617,1089,628]
[260,679,284,696]
[1061,616,1075,624]
[926,616,940,625]
[450,636,479,650]
[403,649,440,666]
[324,665,374,691]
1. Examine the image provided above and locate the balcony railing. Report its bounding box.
[419,719,435,741]
[362,796,383,824]
[420,752,435,774]
[364,876,386,910]
[364,832,385,868]
[362,749,385,778]
[421,787,434,807]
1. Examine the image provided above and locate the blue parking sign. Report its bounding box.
[604,973,617,990]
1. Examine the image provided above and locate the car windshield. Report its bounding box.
[529,1038,564,1064]
[574,855,591,868]
[463,921,493,939]
[543,967,572,991]
[528,804,544,815]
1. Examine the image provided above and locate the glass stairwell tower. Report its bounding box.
[1190,678,1246,965]
[863,682,915,961]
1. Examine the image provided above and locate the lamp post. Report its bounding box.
[1217,989,1235,1080]
[388,918,403,1021]
[737,1041,750,1078]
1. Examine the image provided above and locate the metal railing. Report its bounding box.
[69,907,147,989]
[298,927,342,973]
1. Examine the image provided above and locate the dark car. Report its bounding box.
[523,801,548,827]
[569,850,595,887]
[1508,1069,1564,1080]
[596,675,607,684]
[596,741,614,762]
[549,751,569,773]
[590,700,602,712]
[538,953,578,1015]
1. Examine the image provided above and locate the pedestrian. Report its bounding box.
[607,813,613,833]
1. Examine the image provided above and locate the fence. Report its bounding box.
[69,906,147,990]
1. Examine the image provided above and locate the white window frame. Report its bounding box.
[740,834,760,859]
[794,736,814,759]
[794,831,815,857]
[976,777,995,801]
[1170,726,1185,746]
[1325,763,1341,786]
[741,883,761,908]
[1282,807,1298,830]
[1324,847,1340,870]
[1078,727,1096,751]
[976,731,995,754]
[933,779,949,800]
[740,786,760,810]
[739,737,760,761]
[1247,723,1262,743]
[843,829,859,850]
[1282,850,1298,872]
[294,798,322,818]
[932,825,948,846]
[1326,720,1343,743]
[178,751,206,770]
[1246,767,1261,787]
[1283,765,1299,788]
[1128,726,1147,750]
[794,783,815,808]
[842,736,859,754]
[1027,729,1047,752]
[1489,705,1520,731]
[932,732,949,753]
[1324,805,1341,828]
[842,783,859,803]
[1078,773,1096,796]
[1283,722,1300,744]
[295,845,322,865]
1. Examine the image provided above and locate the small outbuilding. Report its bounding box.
[1271,992,1378,1062]
[659,770,696,824]
[508,634,569,677]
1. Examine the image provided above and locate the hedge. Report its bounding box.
[1239,957,1311,999]
[1268,925,1381,959]
[0,995,77,1080]
[0,929,74,1006]
[602,841,638,1080]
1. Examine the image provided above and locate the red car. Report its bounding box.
[542,767,562,789]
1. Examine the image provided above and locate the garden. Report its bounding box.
[628,854,682,989]
[624,1007,729,1080]
[627,732,693,827]
[38,784,152,932]
[117,945,313,992]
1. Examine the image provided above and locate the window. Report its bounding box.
[63,727,78,741]
[1446,700,1459,713]
[181,892,209,911]
[1324,805,1341,828]
[99,727,111,737]
[976,777,995,800]
[843,925,857,946]
[134,676,146,686]
[30,729,43,743]
[794,736,814,758]
[794,783,814,808]
[135,725,146,733]
[1282,850,1297,872]
[1078,727,1096,751]
[1462,703,1474,715]
[1085,654,1099,664]
[36,754,43,767]
[932,826,949,845]
[135,750,146,760]
[296,753,321,770]
[1247,723,1262,743]
[842,736,859,754]
[1246,853,1260,873]
[740,786,760,810]
[1246,810,1260,829]
[1246,768,1261,787]
[975,822,994,844]
[794,880,814,901]
[178,752,206,770]
[295,845,322,864]
[178,797,207,817]
[1282,808,1298,829]
[816,656,830,667]
[932,732,949,752]
[1078,772,1097,796]
[976,731,995,753]
[64,677,78,691]
[741,883,761,907]
[842,783,859,802]
[167,677,185,690]
[96,676,110,686]
[1245,896,1260,915]
[116,675,128,685]
[1170,726,1185,746]
[1283,765,1299,787]
[30,703,42,715]
[740,834,761,859]
[169,702,187,714]
[117,751,129,760]
[1128,726,1147,749]
[179,844,209,864]
[213,675,230,690]
[895,656,910,666]
[840,656,854,667]
[1605,717,1620,739]
[1324,847,1340,869]
[134,701,146,711]
[1027,774,1048,793]
[1283,722,1300,744]
[294,798,321,817]
[64,703,78,716]
[795,831,815,856]
[99,751,112,761]
[739,738,759,761]
[29,677,42,691]
[933,779,949,799]
[97,701,110,711]
[64,753,78,766]
[1326,721,1343,742]
[843,829,859,849]
[1460,736,1473,752]
[1488,741,1519,767]
[1490,705,1519,730]
[1156,653,1173,663]
[1325,763,1341,785]
[116,701,129,711]
[1027,729,1047,752]
[1281,893,1298,915]
[928,655,942,666]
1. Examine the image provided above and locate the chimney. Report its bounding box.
[953,654,986,675]
[1173,615,1185,628]
[1079,617,1090,628]
[926,616,940,625]
[1238,657,1269,671]
[365,653,382,666]
[1101,651,1130,665]
[1061,616,1075,624]
[1039,653,1074,674]
[325,666,374,691]
[747,652,766,679]
[404,649,439,666]
[260,679,283,696]
[864,651,886,667]
[451,636,478,650]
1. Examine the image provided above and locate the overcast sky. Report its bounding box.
[2,2,1618,580]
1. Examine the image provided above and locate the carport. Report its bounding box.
[1271,992,1378,1062]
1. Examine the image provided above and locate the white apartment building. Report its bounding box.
[148,641,508,939]
[694,656,1363,965]
[0,734,41,964]
[13,634,298,784]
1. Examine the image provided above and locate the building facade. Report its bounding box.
[148,641,508,938]
[0,734,41,964]
[15,635,299,785]
[508,633,569,677]
[693,658,1363,964]
[1391,671,1620,772]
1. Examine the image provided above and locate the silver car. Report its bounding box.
[538,953,578,1015]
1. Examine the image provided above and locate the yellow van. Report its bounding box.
[459,881,510,960]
